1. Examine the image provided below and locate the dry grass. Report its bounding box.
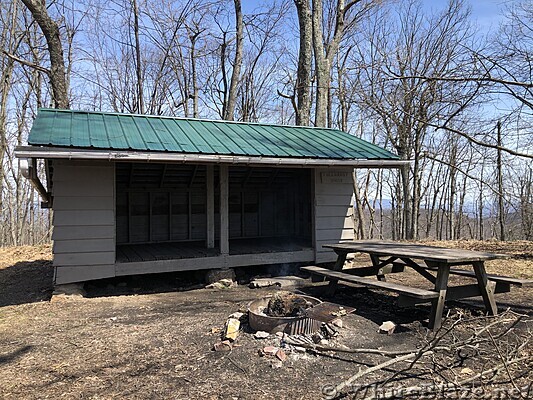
[0,245,52,269]
[421,240,533,278]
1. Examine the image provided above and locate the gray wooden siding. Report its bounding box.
[54,265,115,283]
[52,160,115,284]
[313,168,354,263]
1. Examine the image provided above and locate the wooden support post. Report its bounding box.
[324,251,347,296]
[428,262,450,330]
[473,261,498,316]
[127,192,131,244]
[206,166,215,248]
[220,165,229,255]
[370,254,386,281]
[400,257,436,284]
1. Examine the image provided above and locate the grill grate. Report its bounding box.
[304,302,356,323]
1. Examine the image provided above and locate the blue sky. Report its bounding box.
[424,0,506,31]
[243,0,507,34]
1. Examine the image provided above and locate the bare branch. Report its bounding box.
[429,122,533,159]
[1,50,50,74]
[386,74,533,89]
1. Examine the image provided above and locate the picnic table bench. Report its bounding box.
[301,241,532,330]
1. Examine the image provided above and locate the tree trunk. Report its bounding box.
[131,0,144,113]
[0,0,20,234]
[496,121,505,241]
[352,171,367,239]
[312,0,355,127]
[311,0,328,127]
[190,31,199,118]
[21,0,69,109]
[293,0,312,126]
[223,0,243,121]
[479,161,484,240]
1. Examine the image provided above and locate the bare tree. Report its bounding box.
[311,0,370,127]
[293,0,313,126]
[20,0,69,109]
[0,0,22,242]
[222,0,243,121]
[131,0,144,113]
[351,0,476,239]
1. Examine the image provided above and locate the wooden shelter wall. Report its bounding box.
[115,163,209,245]
[227,167,312,243]
[314,168,355,263]
[52,160,116,284]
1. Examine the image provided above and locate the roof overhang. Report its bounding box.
[15,146,410,169]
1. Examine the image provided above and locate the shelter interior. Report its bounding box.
[115,162,313,263]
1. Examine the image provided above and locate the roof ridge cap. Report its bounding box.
[36,108,345,132]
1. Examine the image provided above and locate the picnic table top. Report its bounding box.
[323,241,509,264]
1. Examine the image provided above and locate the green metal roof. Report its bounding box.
[27,109,398,160]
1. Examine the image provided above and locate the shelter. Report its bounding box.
[16,109,406,284]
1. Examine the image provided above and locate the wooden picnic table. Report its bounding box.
[301,241,528,330]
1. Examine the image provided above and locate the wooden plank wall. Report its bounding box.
[52,160,116,284]
[314,168,354,263]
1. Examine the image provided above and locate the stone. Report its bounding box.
[311,333,323,344]
[379,321,397,335]
[205,268,236,284]
[206,282,223,290]
[275,349,287,362]
[224,318,240,341]
[206,279,236,290]
[319,339,329,346]
[322,323,339,338]
[213,340,232,352]
[52,283,86,297]
[254,331,270,339]
[262,346,279,356]
[229,312,244,320]
[270,360,283,369]
[331,319,343,328]
[219,278,235,287]
[50,294,69,303]
[331,306,347,317]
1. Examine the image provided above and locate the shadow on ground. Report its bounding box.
[298,284,432,329]
[84,270,206,298]
[84,263,304,298]
[0,260,53,307]
[0,346,33,366]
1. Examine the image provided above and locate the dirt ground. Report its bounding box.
[0,241,531,399]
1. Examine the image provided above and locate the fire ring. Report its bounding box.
[248,294,322,335]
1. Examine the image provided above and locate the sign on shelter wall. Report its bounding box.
[320,171,352,184]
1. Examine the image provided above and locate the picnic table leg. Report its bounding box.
[428,262,450,330]
[370,255,387,281]
[473,261,498,316]
[324,251,347,296]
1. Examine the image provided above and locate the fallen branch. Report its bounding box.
[283,337,435,357]
[335,351,434,394]
[332,310,531,398]
[363,356,530,400]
